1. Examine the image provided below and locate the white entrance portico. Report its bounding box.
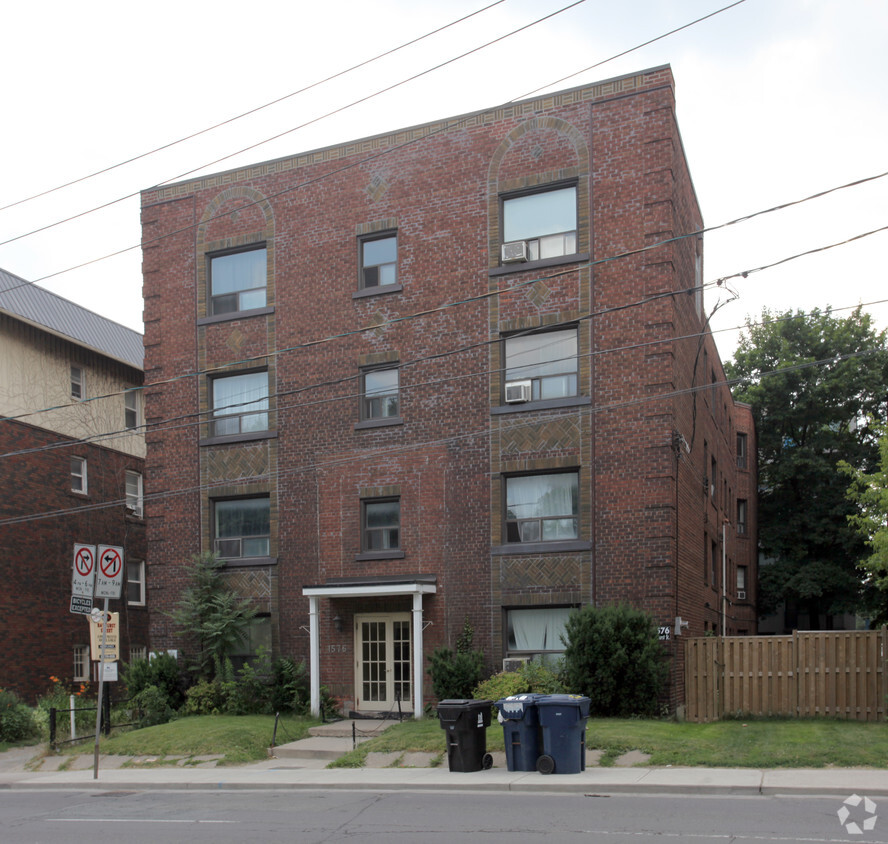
[302,575,437,719]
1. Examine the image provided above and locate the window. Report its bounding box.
[737,565,748,593]
[214,497,270,559]
[710,456,717,500]
[363,498,400,551]
[502,186,577,262]
[71,457,87,493]
[124,389,140,430]
[506,607,572,662]
[71,365,84,399]
[737,499,748,535]
[504,328,578,401]
[360,233,397,289]
[209,247,266,315]
[127,560,146,605]
[230,615,272,672]
[130,645,147,663]
[736,432,748,469]
[126,470,143,516]
[211,371,269,437]
[505,472,578,543]
[711,540,719,587]
[74,645,89,681]
[362,368,399,419]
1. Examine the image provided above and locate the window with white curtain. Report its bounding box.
[506,607,573,657]
[210,371,269,437]
[505,472,578,543]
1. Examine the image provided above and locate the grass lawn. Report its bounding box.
[20,714,888,769]
[333,716,888,769]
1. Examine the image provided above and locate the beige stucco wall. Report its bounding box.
[0,315,145,459]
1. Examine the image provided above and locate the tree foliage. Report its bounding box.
[428,617,485,702]
[560,603,667,717]
[169,552,258,680]
[841,424,888,623]
[725,307,888,625]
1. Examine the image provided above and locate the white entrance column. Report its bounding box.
[308,595,320,717]
[412,591,424,719]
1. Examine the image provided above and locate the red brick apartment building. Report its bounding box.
[0,269,148,704]
[140,65,756,716]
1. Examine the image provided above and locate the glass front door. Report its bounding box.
[355,613,412,712]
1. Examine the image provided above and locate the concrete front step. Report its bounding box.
[308,719,403,739]
[272,719,401,762]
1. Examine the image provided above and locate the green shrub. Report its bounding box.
[34,677,94,740]
[473,659,567,703]
[131,685,176,728]
[270,657,310,714]
[428,618,485,702]
[0,689,38,743]
[123,652,185,711]
[560,603,668,717]
[182,680,225,716]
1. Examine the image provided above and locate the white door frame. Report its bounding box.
[303,579,436,719]
[354,612,412,712]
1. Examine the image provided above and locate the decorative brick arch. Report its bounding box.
[487,116,590,264]
[196,186,276,318]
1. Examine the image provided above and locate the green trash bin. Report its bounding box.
[437,699,494,772]
[536,694,591,774]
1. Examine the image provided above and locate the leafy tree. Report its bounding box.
[169,552,258,680]
[560,603,667,717]
[725,307,888,627]
[841,423,888,623]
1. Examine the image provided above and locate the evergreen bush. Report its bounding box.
[560,603,668,717]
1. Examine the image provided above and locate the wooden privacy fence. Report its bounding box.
[684,630,888,722]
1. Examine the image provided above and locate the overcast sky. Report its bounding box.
[1,0,885,362]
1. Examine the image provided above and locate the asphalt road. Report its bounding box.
[2,788,885,843]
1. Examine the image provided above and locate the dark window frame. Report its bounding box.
[359,231,398,291]
[361,497,401,554]
[212,495,271,561]
[502,325,579,404]
[361,365,400,422]
[504,469,579,545]
[500,182,579,265]
[207,244,268,317]
[209,368,270,439]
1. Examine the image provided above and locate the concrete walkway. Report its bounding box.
[3,735,888,796]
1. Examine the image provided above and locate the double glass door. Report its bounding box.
[355,613,412,712]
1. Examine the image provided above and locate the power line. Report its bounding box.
[0,1,506,214]
[0,0,587,251]
[0,0,746,291]
[3,339,885,528]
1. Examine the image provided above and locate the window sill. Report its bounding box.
[218,556,278,568]
[354,416,404,431]
[353,284,403,300]
[197,306,275,326]
[491,540,592,556]
[355,550,405,562]
[488,252,589,278]
[200,430,278,447]
[492,395,591,415]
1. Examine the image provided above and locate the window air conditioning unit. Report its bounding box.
[503,657,529,672]
[737,590,746,601]
[504,380,532,403]
[501,240,528,263]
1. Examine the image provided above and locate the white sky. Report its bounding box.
[1,0,885,362]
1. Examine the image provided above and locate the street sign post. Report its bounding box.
[95,545,124,600]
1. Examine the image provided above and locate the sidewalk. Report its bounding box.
[3,745,888,796]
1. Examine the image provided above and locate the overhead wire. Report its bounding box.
[0,1,507,214]
[0,0,748,292]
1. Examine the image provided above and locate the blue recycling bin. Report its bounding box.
[536,694,591,774]
[437,699,494,772]
[495,694,543,772]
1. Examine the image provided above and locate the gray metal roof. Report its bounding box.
[0,268,143,370]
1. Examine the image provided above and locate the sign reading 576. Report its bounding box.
[95,545,124,600]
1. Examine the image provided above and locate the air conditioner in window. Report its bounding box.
[501,240,528,263]
[504,380,532,403]
[737,590,746,600]
[503,657,529,672]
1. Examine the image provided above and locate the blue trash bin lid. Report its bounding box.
[495,693,542,719]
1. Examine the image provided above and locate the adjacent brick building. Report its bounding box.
[0,269,148,703]
[141,65,757,716]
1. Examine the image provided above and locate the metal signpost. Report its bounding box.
[70,544,96,615]
[87,545,124,779]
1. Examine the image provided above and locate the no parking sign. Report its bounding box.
[95,545,124,599]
